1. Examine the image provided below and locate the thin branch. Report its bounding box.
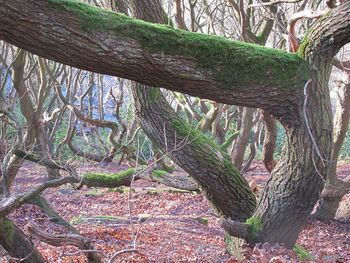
[0,176,77,217]
[249,0,302,8]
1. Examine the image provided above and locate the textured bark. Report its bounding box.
[336,193,350,221]
[27,223,101,263]
[312,72,350,220]
[250,3,350,246]
[0,0,349,248]
[0,0,309,123]
[129,0,255,220]
[230,107,255,171]
[0,218,45,263]
[132,86,256,220]
[261,110,277,172]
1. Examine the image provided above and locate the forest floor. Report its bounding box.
[3,161,350,262]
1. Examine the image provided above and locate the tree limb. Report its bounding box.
[0,176,77,217]
[0,0,310,119]
[27,223,102,263]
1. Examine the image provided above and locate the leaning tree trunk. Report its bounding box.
[225,59,333,247]
[132,86,256,220]
[224,3,350,247]
[129,0,256,221]
[312,70,350,220]
[0,218,45,263]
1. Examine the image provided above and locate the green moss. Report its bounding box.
[48,0,309,90]
[297,35,310,59]
[220,131,240,152]
[194,217,208,226]
[84,188,103,196]
[1,219,14,233]
[297,11,331,58]
[224,234,244,259]
[148,87,161,102]
[83,168,136,185]
[245,216,262,241]
[171,118,226,154]
[152,169,168,178]
[293,244,313,261]
[0,219,14,243]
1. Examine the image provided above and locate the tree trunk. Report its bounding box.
[0,0,308,122]
[261,110,277,172]
[132,86,256,221]
[1,0,350,248]
[312,71,350,220]
[249,35,335,247]
[128,0,255,220]
[0,218,45,263]
[230,107,255,171]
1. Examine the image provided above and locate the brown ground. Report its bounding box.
[3,161,350,262]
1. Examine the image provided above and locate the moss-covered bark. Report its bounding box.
[0,0,310,122]
[0,218,45,262]
[46,0,308,90]
[81,168,137,188]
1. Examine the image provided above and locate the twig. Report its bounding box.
[108,249,138,263]
[249,0,302,8]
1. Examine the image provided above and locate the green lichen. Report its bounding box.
[171,117,256,210]
[293,244,313,261]
[48,0,310,90]
[152,169,168,178]
[298,11,331,59]
[245,216,262,241]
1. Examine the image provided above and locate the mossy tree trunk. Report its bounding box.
[129,0,255,220]
[132,85,256,220]
[1,0,350,247]
[0,218,45,263]
[225,6,349,246]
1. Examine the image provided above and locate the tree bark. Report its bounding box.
[261,110,277,172]
[248,4,350,245]
[312,71,350,220]
[0,0,309,123]
[132,86,256,220]
[1,0,350,248]
[0,218,45,263]
[128,0,256,220]
[230,107,255,171]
